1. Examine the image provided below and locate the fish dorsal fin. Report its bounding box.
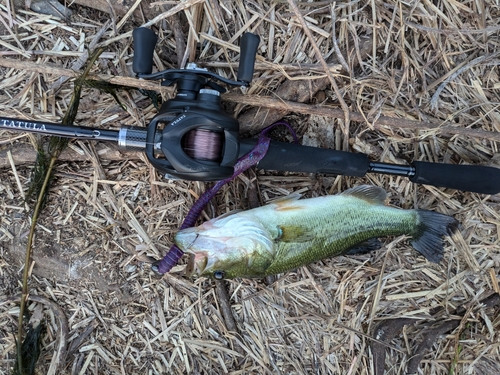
[268,193,302,204]
[341,185,387,204]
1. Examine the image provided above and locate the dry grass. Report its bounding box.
[1,0,499,374]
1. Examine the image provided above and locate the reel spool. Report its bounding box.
[182,129,224,162]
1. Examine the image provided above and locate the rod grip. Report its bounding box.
[240,140,370,177]
[237,33,260,84]
[410,161,500,194]
[132,28,157,75]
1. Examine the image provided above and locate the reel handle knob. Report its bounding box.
[237,33,260,85]
[132,28,158,75]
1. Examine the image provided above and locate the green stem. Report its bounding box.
[15,47,106,374]
[16,156,57,375]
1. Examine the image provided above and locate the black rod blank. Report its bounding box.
[0,116,119,142]
[369,162,415,177]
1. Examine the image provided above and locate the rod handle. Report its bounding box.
[237,33,260,84]
[240,139,370,177]
[132,28,157,75]
[410,161,500,194]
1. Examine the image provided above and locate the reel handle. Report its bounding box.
[410,161,500,195]
[132,27,157,75]
[237,33,260,84]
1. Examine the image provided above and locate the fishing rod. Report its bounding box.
[1,27,499,195]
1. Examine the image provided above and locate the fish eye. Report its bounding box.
[213,270,225,280]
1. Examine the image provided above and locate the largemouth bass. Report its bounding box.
[175,185,459,279]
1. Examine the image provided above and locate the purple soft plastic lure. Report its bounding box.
[152,122,295,275]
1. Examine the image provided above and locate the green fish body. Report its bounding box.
[175,185,458,279]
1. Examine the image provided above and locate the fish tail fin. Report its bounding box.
[411,210,459,263]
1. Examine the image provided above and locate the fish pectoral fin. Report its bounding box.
[276,225,315,243]
[343,238,383,256]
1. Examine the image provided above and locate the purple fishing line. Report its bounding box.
[152,122,296,275]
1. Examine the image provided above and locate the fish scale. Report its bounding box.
[263,205,418,276]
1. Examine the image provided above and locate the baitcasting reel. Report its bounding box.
[127,27,260,180]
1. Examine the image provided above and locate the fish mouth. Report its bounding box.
[185,251,208,276]
[175,228,199,251]
[175,229,210,276]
